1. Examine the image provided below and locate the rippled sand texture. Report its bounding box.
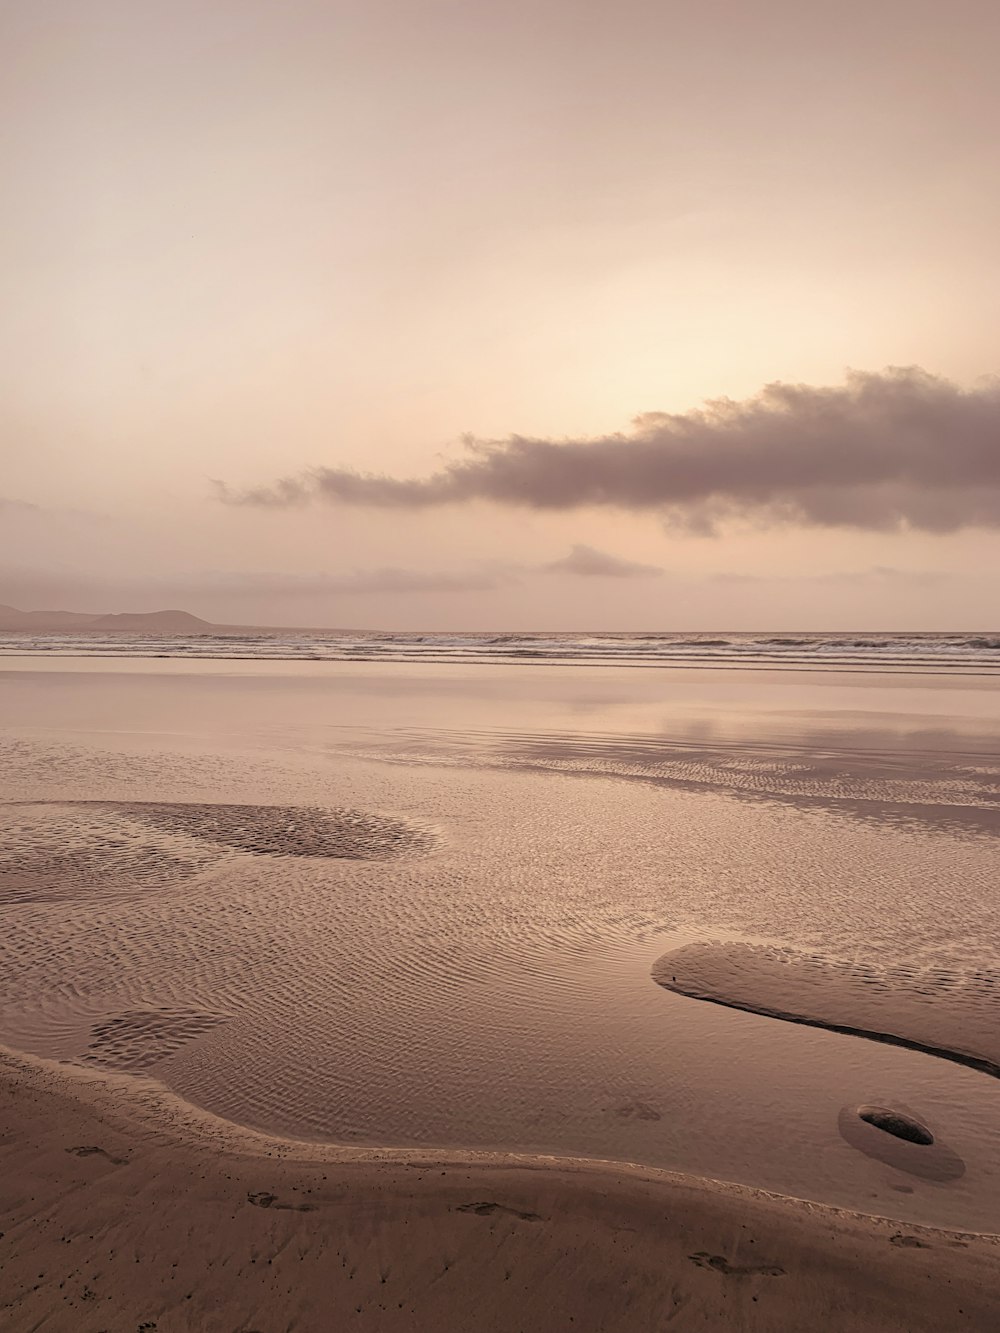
[0,799,430,906]
[338,725,1000,838]
[3,664,1000,1235]
[652,942,1000,1078]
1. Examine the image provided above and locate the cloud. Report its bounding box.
[0,496,40,514]
[713,565,952,587]
[195,568,511,596]
[0,546,668,613]
[541,544,663,578]
[218,368,1000,532]
[205,553,662,591]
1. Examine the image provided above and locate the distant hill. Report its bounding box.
[0,603,224,634]
[0,603,108,631]
[87,609,215,633]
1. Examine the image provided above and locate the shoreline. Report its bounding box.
[2,649,998,677]
[2,1045,999,1331]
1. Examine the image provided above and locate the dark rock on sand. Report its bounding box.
[858,1105,934,1146]
[837,1105,965,1182]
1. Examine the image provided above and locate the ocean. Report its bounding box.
[1,628,999,672]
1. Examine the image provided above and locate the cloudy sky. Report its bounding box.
[2,0,998,629]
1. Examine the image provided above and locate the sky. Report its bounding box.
[2,0,998,630]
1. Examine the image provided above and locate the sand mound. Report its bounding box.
[652,940,1000,1078]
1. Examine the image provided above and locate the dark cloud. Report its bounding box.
[218,368,1000,532]
[542,544,663,578]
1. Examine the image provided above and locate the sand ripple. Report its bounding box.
[0,804,216,904]
[0,800,433,904]
[4,731,1000,1232]
[109,800,433,859]
[338,727,1000,838]
[83,1006,229,1070]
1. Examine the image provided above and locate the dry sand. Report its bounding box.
[2,1045,999,1333]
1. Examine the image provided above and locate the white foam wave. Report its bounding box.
[1,630,999,672]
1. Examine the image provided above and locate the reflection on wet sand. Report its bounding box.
[1,660,1000,1238]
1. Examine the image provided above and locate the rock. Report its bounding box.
[857,1105,934,1145]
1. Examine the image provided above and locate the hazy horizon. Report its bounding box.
[3,596,1000,636]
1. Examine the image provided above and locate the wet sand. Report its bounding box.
[2,660,1000,1326]
[3,1045,999,1333]
[653,941,1000,1079]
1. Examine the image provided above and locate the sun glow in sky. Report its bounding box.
[2,0,999,628]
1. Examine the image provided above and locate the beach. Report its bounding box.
[5,0,998,1320]
[4,1042,1000,1332]
[2,650,1000,1328]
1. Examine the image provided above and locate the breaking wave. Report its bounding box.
[1,630,999,673]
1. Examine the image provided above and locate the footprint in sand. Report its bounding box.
[66,1145,129,1166]
[454,1201,542,1222]
[612,1100,662,1121]
[247,1190,316,1212]
[688,1251,785,1277]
